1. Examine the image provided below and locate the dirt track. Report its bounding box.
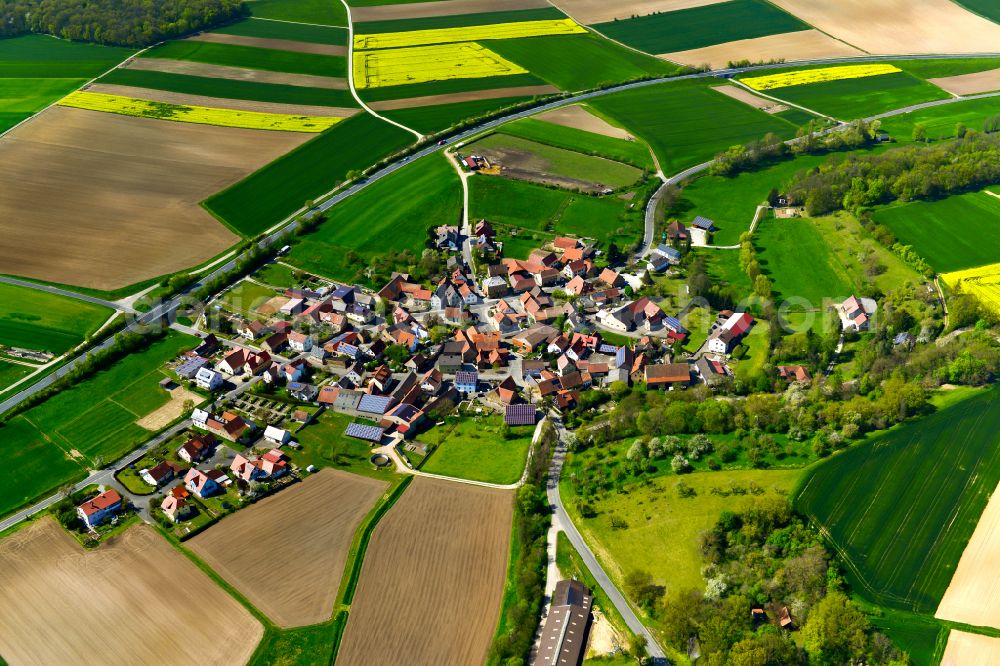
[353,0,548,22]
[662,30,864,68]
[188,32,347,56]
[188,469,387,627]
[941,630,1000,666]
[0,519,262,665]
[770,0,1000,55]
[536,103,633,139]
[0,106,306,290]
[87,83,359,117]
[930,68,1000,96]
[553,0,723,25]
[337,477,513,666]
[368,84,558,110]
[125,57,348,89]
[936,481,1000,629]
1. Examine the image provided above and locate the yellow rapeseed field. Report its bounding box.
[741,64,902,91]
[354,18,585,50]
[354,42,528,89]
[57,91,341,132]
[942,263,1000,316]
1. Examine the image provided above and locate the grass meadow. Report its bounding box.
[211,17,348,44]
[488,33,678,92]
[0,361,32,392]
[500,116,654,170]
[420,415,533,485]
[384,95,535,134]
[0,282,111,354]
[286,152,460,281]
[248,0,347,26]
[873,191,1000,272]
[0,331,195,518]
[765,72,950,120]
[204,113,414,237]
[590,79,800,174]
[593,0,806,54]
[142,41,347,78]
[796,387,1000,613]
[99,68,358,108]
[754,216,855,305]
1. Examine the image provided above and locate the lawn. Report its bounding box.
[286,152,460,282]
[0,281,112,354]
[765,71,950,120]
[217,279,280,318]
[142,41,347,78]
[488,33,678,92]
[99,69,358,108]
[589,78,800,174]
[248,0,348,26]
[754,215,856,307]
[593,0,807,54]
[796,386,1000,613]
[420,414,533,485]
[465,133,643,188]
[355,7,564,34]
[501,115,655,170]
[0,331,196,518]
[561,467,806,624]
[211,17,348,44]
[289,410,403,482]
[384,95,536,135]
[873,191,1000,272]
[203,112,415,237]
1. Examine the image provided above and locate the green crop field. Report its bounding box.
[954,0,1000,22]
[470,176,644,253]
[204,113,414,237]
[384,95,535,134]
[590,79,800,174]
[878,95,1000,142]
[0,331,196,518]
[0,362,32,392]
[421,415,534,485]
[894,57,1000,80]
[593,0,806,54]
[797,387,1000,613]
[355,6,564,33]
[465,133,643,188]
[754,216,854,305]
[0,78,85,132]
[501,115,654,170]
[0,282,111,354]
[142,41,347,78]
[99,69,357,107]
[211,17,348,44]
[488,33,678,92]
[764,72,950,120]
[248,0,348,26]
[358,72,545,102]
[286,153,461,281]
[873,191,1000,272]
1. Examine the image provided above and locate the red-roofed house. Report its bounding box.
[77,489,123,528]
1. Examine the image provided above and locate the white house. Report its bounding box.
[707,312,754,354]
[288,331,313,353]
[264,425,291,446]
[77,489,123,529]
[195,367,223,391]
[191,408,210,428]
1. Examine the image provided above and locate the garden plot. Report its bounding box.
[0,520,262,665]
[664,29,864,68]
[0,105,303,289]
[769,0,1000,55]
[188,469,388,627]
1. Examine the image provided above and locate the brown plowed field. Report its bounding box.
[190,32,347,56]
[353,0,547,22]
[0,106,307,290]
[769,0,1000,55]
[929,68,1000,96]
[337,477,513,666]
[0,519,262,665]
[368,84,558,110]
[662,30,864,68]
[941,630,1000,666]
[125,58,349,89]
[552,0,722,25]
[535,103,632,139]
[87,83,359,117]
[712,85,788,113]
[187,469,388,628]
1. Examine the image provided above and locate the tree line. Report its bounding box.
[0,0,246,46]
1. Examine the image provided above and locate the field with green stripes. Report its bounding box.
[141,40,347,78]
[796,387,1000,613]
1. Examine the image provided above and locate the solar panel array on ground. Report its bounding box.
[345,422,385,442]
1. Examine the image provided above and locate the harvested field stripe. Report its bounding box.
[354,43,528,89]
[58,91,342,132]
[86,83,358,118]
[124,57,349,90]
[366,84,557,110]
[741,64,902,91]
[354,18,585,50]
[188,32,348,56]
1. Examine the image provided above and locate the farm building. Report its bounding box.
[707,312,754,354]
[532,579,593,666]
[645,363,691,389]
[505,403,537,427]
[691,216,717,232]
[345,423,385,443]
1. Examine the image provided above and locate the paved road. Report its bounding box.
[545,418,668,662]
[0,275,131,313]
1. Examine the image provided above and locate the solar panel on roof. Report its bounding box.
[345,423,384,442]
[358,394,393,414]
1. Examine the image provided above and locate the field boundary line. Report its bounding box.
[338,0,424,140]
[248,16,349,30]
[730,78,836,122]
